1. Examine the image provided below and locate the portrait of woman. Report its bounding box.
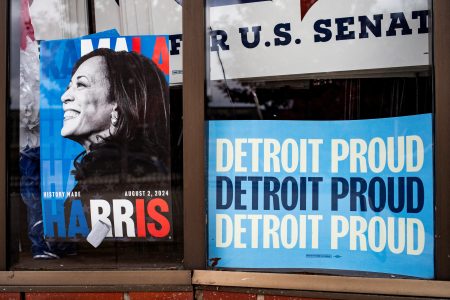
[61,48,171,236]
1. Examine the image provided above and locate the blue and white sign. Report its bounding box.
[207,114,434,278]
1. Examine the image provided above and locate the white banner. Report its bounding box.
[92,0,430,83]
[208,0,429,81]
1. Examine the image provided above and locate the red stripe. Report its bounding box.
[301,0,318,20]
[132,37,141,53]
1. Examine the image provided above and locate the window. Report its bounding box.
[8,0,184,270]
[3,0,450,296]
[205,0,434,278]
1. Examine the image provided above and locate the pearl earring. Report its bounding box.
[111,111,119,126]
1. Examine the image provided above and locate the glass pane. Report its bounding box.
[205,0,433,279]
[9,0,184,270]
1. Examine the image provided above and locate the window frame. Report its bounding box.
[189,0,450,293]
[1,0,450,297]
[433,0,450,281]
[0,0,6,273]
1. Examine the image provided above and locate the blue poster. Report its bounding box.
[207,114,434,278]
[40,34,172,242]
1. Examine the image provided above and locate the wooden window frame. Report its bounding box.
[0,0,6,273]
[1,0,450,297]
[187,0,450,298]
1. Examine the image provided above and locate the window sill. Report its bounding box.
[0,270,191,291]
[192,270,450,298]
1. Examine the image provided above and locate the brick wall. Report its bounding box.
[0,293,20,300]
[0,292,195,300]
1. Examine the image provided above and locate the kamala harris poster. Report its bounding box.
[40,33,173,245]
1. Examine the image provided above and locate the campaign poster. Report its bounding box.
[207,114,434,278]
[40,34,173,244]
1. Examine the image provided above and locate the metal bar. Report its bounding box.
[87,0,97,34]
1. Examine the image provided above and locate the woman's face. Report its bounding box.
[60,56,116,144]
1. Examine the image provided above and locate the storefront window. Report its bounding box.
[8,0,184,270]
[205,0,433,278]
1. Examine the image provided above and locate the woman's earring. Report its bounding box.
[111,111,119,126]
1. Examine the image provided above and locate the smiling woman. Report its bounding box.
[61,55,115,150]
[60,48,171,242]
